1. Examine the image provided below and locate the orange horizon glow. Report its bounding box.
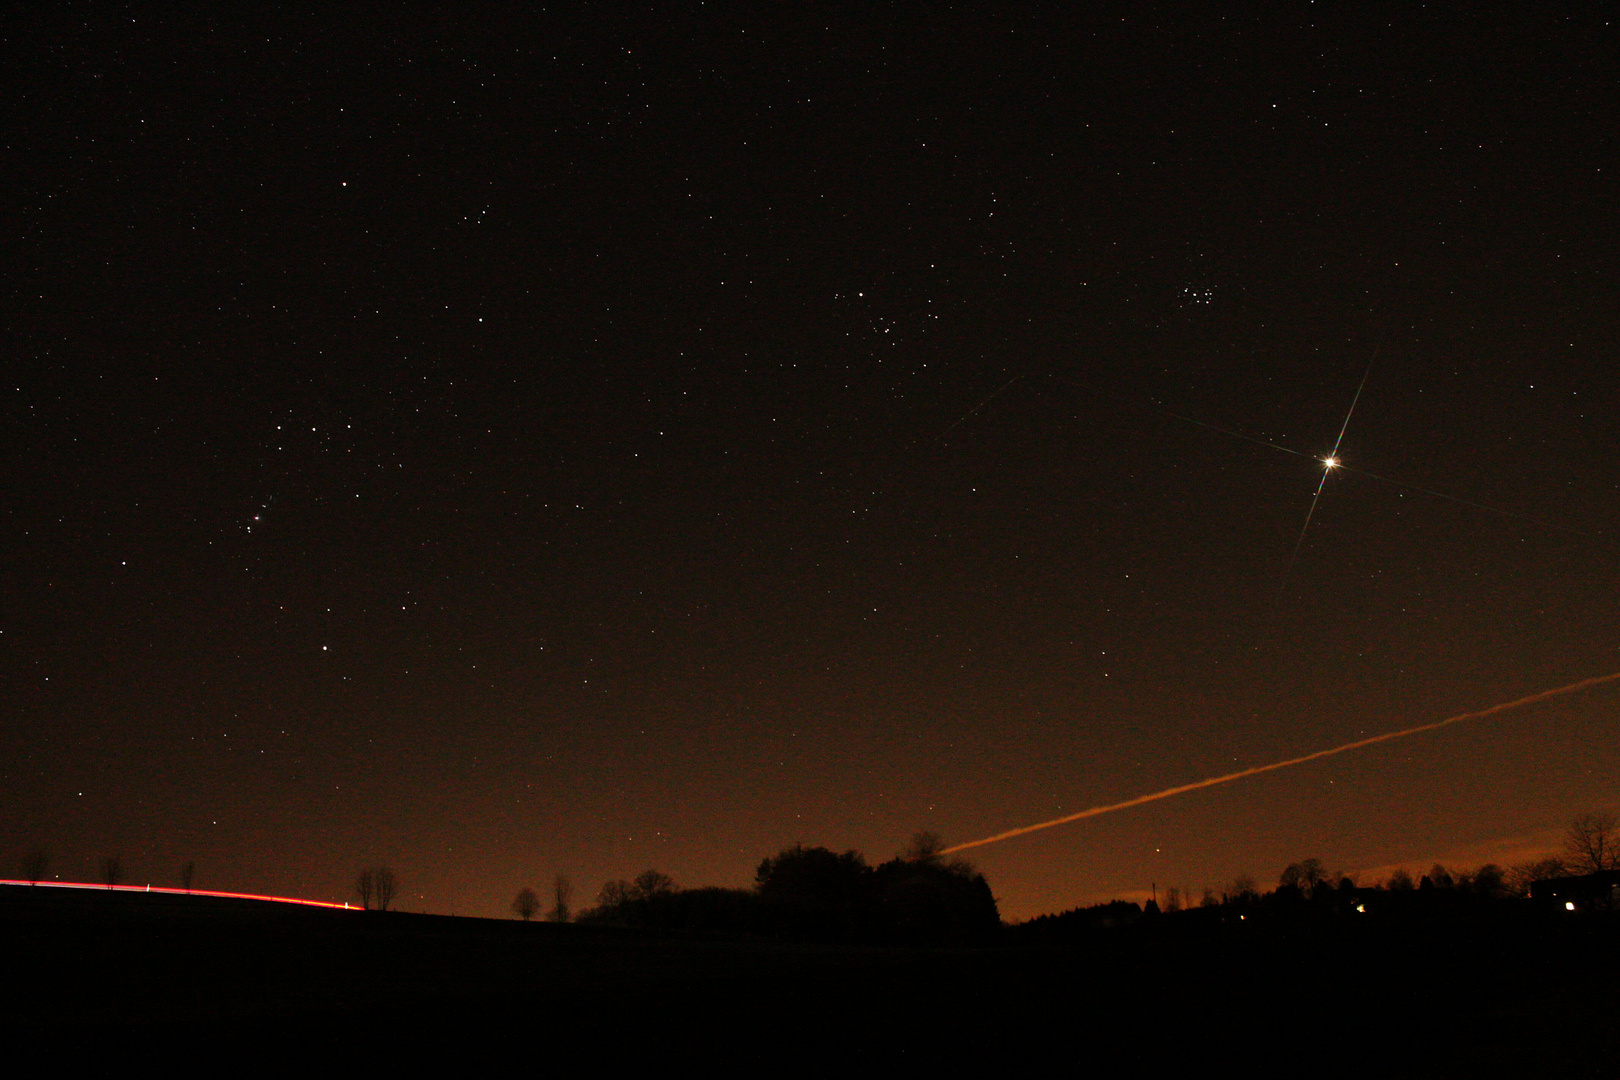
[943,669,1620,855]
[0,879,359,909]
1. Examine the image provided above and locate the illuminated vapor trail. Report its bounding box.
[941,669,1620,855]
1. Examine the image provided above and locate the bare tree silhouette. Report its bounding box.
[1507,856,1566,897]
[512,887,540,921]
[579,871,685,927]
[549,874,574,923]
[632,869,675,900]
[1279,858,1327,893]
[101,856,123,890]
[353,866,398,910]
[19,849,48,884]
[373,867,398,911]
[1565,811,1620,874]
[180,860,196,893]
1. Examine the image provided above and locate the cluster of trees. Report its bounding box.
[1150,859,1523,912]
[511,875,574,922]
[1199,812,1620,907]
[1022,811,1620,936]
[1370,811,1620,898]
[1522,810,1620,878]
[566,832,999,944]
[354,867,398,911]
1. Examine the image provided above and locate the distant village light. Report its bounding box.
[1566,901,1577,911]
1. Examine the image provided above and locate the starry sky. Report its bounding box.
[5,6,1618,919]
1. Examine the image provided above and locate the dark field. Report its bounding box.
[6,886,1618,1073]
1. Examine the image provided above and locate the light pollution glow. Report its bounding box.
[942,669,1620,854]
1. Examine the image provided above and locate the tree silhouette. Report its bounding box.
[19,849,48,884]
[1227,876,1259,903]
[1469,863,1507,898]
[874,848,999,943]
[180,860,196,893]
[596,879,630,910]
[582,871,677,926]
[755,844,874,939]
[549,874,573,923]
[903,831,946,864]
[355,866,397,910]
[1565,811,1620,874]
[1279,858,1327,895]
[756,845,870,902]
[373,867,398,911]
[632,869,675,900]
[1507,857,1565,897]
[101,856,123,889]
[512,887,540,921]
[1387,868,1415,891]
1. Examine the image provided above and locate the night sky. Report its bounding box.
[6,6,1618,919]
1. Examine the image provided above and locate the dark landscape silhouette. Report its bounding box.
[8,815,1620,1070]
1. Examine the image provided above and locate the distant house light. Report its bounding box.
[1566,901,1577,911]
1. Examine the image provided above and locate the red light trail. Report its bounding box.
[0,879,359,909]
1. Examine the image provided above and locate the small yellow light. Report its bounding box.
[1323,456,1340,469]
[1566,901,1577,911]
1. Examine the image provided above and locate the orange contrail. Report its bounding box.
[942,669,1620,855]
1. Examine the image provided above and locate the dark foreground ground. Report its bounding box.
[5,885,1618,1074]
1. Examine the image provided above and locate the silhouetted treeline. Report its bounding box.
[1013,859,1620,942]
[1018,900,1144,934]
[577,834,999,944]
[1017,814,1620,939]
